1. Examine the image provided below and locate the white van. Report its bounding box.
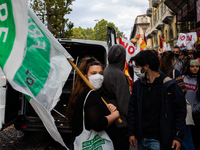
[0,39,108,133]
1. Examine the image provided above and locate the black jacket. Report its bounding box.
[127,72,186,150]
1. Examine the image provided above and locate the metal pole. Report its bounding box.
[96,26,97,40]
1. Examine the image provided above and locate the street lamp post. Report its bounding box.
[36,13,45,24]
[94,19,99,40]
[36,13,52,24]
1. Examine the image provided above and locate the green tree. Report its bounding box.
[70,27,94,40]
[71,28,85,39]
[29,0,74,38]
[94,19,123,41]
[107,22,123,38]
[84,28,95,40]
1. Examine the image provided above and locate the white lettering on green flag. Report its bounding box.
[13,16,51,99]
[0,0,73,149]
[0,0,15,69]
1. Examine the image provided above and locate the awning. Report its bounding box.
[164,0,187,14]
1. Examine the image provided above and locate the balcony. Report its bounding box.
[151,27,158,35]
[152,0,159,8]
[146,8,152,17]
[155,19,164,30]
[162,9,173,24]
[146,29,153,39]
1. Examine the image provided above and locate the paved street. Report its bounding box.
[0,125,70,150]
[0,124,137,150]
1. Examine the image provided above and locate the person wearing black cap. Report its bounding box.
[101,44,130,150]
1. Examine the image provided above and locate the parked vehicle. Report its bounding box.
[0,39,108,134]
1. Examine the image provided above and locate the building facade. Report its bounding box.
[130,14,151,49]
[165,0,200,34]
[146,0,178,51]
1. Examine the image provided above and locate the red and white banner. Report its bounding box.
[177,32,197,50]
[120,37,141,92]
[177,33,187,49]
[119,37,138,63]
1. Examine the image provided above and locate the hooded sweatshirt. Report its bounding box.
[183,75,200,118]
[101,44,130,128]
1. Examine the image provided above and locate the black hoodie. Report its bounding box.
[102,44,130,128]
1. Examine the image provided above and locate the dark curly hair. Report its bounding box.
[130,50,160,71]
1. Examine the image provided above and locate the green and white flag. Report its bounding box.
[0,0,73,149]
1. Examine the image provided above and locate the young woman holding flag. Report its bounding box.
[67,57,120,150]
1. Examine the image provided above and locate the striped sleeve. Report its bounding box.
[175,76,187,94]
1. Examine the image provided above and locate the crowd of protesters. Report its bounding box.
[127,45,200,150]
[67,44,200,150]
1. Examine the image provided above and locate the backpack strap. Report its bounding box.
[173,69,175,79]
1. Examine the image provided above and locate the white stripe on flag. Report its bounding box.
[29,98,69,149]
[1,1,72,149]
[3,0,28,83]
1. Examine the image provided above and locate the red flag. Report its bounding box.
[140,40,147,50]
[144,32,147,44]
[159,35,166,48]
[124,61,133,92]
[159,35,163,49]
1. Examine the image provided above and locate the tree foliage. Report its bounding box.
[71,28,84,39]
[69,19,123,41]
[94,19,123,41]
[29,0,74,38]
[70,27,94,40]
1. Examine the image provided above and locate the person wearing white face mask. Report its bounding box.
[133,67,146,78]
[127,50,186,150]
[88,73,104,90]
[67,57,120,150]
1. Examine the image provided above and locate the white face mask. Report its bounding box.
[134,67,146,78]
[88,74,104,90]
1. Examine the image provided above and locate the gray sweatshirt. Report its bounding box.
[102,44,130,128]
[183,75,200,118]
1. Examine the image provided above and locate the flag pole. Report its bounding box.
[67,58,122,123]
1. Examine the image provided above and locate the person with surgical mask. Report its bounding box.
[172,45,183,73]
[128,50,186,150]
[67,57,120,150]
